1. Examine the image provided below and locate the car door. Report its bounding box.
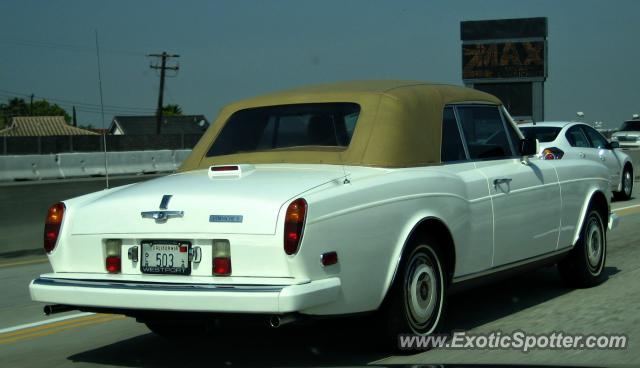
[564,125,591,160]
[438,106,494,276]
[455,105,561,267]
[580,124,622,191]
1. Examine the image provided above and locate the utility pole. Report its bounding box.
[147,52,179,134]
[30,94,34,116]
[72,106,77,127]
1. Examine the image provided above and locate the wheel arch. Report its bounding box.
[572,189,609,246]
[379,216,456,308]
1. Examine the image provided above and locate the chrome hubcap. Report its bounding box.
[624,171,632,196]
[586,218,603,269]
[404,249,439,330]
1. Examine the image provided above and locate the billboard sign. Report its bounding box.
[462,41,546,80]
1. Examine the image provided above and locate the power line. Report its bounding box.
[0,38,145,57]
[0,89,155,113]
[147,52,180,134]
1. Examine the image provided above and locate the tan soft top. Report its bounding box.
[179,81,501,170]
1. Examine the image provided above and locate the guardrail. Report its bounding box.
[0,150,191,182]
[0,134,203,155]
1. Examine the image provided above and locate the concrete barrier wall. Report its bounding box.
[0,150,192,182]
[0,175,164,254]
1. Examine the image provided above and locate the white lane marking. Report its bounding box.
[0,312,94,334]
[612,203,640,212]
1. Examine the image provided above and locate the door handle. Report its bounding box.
[493,178,513,189]
[579,152,586,158]
[600,156,606,161]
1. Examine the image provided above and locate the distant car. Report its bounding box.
[610,119,640,149]
[520,121,634,200]
[30,82,617,346]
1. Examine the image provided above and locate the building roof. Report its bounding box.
[110,115,209,135]
[0,116,99,136]
[179,81,502,171]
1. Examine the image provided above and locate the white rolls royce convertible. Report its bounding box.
[30,81,618,344]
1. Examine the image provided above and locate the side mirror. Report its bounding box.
[519,138,538,156]
[609,141,620,149]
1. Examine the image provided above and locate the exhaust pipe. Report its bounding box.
[268,314,298,328]
[44,304,75,315]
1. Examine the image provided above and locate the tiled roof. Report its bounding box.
[0,116,98,136]
[110,115,209,135]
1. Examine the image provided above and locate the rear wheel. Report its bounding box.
[558,209,607,287]
[614,166,633,200]
[383,239,447,347]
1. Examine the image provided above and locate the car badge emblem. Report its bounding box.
[209,215,244,223]
[141,195,184,223]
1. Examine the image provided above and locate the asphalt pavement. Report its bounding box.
[0,197,639,367]
[0,174,164,254]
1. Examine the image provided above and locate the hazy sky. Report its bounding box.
[0,0,638,128]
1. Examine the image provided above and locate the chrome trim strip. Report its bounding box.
[33,277,285,293]
[452,248,571,283]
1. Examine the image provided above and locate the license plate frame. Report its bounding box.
[140,240,191,275]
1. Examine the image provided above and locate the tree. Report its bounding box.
[31,100,71,122]
[162,104,183,116]
[0,97,71,124]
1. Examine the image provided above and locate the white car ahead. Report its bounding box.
[30,82,618,346]
[611,118,640,149]
[520,121,634,200]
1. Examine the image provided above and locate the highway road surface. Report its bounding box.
[1,197,639,367]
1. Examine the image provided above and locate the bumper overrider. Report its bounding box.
[29,275,341,314]
[609,212,619,231]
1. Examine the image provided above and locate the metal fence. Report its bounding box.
[0,134,203,155]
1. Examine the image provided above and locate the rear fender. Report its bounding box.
[572,190,609,246]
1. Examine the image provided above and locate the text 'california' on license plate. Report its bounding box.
[141,241,191,275]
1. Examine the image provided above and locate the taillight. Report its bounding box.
[44,202,65,253]
[542,147,564,160]
[284,198,307,255]
[106,256,121,273]
[105,239,122,274]
[212,240,231,276]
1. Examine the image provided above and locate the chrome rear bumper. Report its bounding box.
[608,212,619,231]
[30,276,341,314]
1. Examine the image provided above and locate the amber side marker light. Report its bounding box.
[284,198,307,255]
[44,202,65,253]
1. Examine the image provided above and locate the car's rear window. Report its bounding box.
[519,126,562,143]
[206,103,360,157]
[620,120,640,131]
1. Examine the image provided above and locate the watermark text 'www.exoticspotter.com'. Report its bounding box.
[398,330,628,352]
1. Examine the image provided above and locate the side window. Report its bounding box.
[456,105,515,160]
[344,112,358,137]
[581,125,608,149]
[441,106,467,162]
[565,126,590,148]
[502,112,522,154]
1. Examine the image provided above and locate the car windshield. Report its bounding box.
[620,120,640,131]
[206,103,360,157]
[519,126,562,142]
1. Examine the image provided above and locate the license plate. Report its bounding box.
[141,240,191,275]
